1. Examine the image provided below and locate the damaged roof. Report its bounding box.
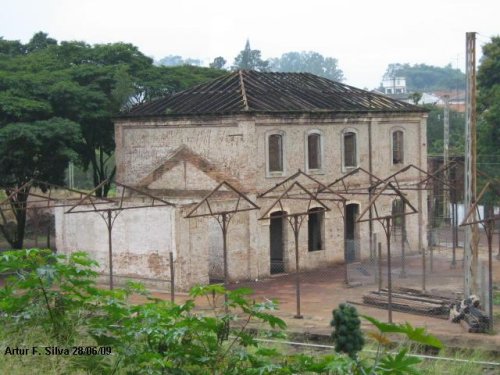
[124,70,426,117]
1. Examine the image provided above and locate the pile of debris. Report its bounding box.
[362,287,455,318]
[450,295,490,333]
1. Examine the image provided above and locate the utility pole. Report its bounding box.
[443,95,450,223]
[464,32,479,296]
[68,161,75,189]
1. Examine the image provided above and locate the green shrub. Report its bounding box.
[0,249,444,374]
[331,303,365,359]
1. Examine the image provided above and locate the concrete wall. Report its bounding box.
[55,204,209,291]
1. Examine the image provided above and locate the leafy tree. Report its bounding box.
[157,54,203,66]
[477,36,500,180]
[0,33,227,247]
[0,37,26,56]
[0,119,80,248]
[425,104,465,156]
[210,56,227,69]
[269,51,344,81]
[26,31,57,53]
[0,37,151,197]
[382,63,465,92]
[127,65,226,107]
[232,40,269,71]
[408,91,423,105]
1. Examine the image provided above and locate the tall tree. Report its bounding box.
[0,118,80,248]
[477,36,500,179]
[0,32,227,248]
[232,40,269,72]
[26,31,57,52]
[157,55,203,67]
[425,104,465,156]
[209,56,227,70]
[268,51,344,81]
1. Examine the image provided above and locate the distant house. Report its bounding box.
[57,71,428,290]
[381,76,407,95]
[433,90,466,113]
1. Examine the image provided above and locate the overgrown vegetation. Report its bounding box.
[0,248,448,374]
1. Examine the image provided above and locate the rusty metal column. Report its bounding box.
[169,251,175,303]
[222,213,229,307]
[400,209,407,278]
[107,209,113,290]
[378,242,382,292]
[293,214,303,319]
[422,247,426,292]
[451,199,457,267]
[368,119,374,261]
[343,200,348,285]
[487,222,494,331]
[386,217,393,323]
[497,228,500,260]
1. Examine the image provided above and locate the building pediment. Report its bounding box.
[137,145,242,193]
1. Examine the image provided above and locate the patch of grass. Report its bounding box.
[0,325,91,375]
[493,289,500,306]
[418,348,497,375]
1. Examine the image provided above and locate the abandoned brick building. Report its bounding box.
[56,70,428,290]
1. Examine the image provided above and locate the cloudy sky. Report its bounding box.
[1,0,498,89]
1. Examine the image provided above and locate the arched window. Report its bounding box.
[392,130,404,165]
[343,131,357,169]
[268,133,283,173]
[307,132,322,170]
[308,207,324,251]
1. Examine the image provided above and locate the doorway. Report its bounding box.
[345,203,360,263]
[270,211,286,274]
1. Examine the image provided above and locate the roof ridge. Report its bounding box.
[239,70,250,111]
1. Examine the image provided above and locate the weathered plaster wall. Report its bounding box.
[55,204,209,291]
[115,117,257,188]
[107,112,428,284]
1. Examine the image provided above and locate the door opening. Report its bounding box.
[270,211,286,274]
[345,204,360,263]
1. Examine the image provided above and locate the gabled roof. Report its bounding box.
[137,145,243,191]
[124,70,425,117]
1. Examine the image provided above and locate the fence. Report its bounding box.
[0,206,57,252]
[225,220,498,335]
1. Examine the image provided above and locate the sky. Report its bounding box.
[1,0,498,89]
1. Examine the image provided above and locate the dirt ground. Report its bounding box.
[140,253,500,352]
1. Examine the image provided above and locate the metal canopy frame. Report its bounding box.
[184,181,259,305]
[460,181,500,331]
[258,169,347,203]
[320,167,384,195]
[0,179,113,249]
[371,164,460,274]
[357,181,418,323]
[65,180,176,289]
[371,164,453,192]
[0,179,114,209]
[259,171,343,319]
[429,159,499,269]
